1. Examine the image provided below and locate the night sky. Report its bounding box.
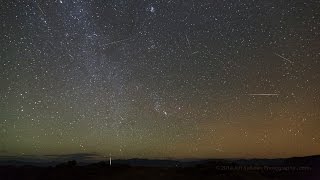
[1,0,320,159]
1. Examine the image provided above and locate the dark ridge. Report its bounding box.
[0,155,319,180]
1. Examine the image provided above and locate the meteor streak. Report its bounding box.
[274,53,293,64]
[248,94,279,96]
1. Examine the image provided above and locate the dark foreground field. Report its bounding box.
[1,155,319,180]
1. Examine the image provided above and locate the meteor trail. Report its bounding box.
[185,34,191,49]
[248,94,279,96]
[35,0,46,17]
[274,53,293,64]
[103,37,132,46]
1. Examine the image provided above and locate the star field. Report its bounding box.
[0,0,320,159]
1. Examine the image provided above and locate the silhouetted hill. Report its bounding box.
[0,155,319,180]
[113,158,181,167]
[284,155,320,167]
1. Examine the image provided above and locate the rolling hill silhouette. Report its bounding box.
[1,155,320,179]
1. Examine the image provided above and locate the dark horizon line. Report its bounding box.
[0,153,319,162]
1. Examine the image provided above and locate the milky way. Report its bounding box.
[0,0,320,159]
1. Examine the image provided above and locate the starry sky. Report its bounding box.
[0,0,320,159]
